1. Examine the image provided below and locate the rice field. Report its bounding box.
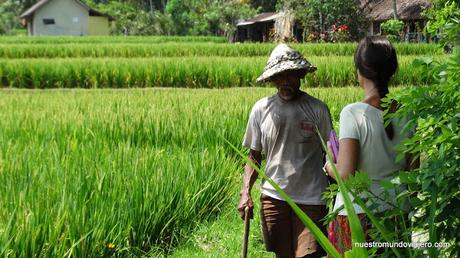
[0,42,443,58]
[0,55,442,88]
[0,35,440,256]
[0,87,361,256]
[0,36,446,89]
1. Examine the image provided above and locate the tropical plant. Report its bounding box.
[424,0,460,49]
[384,0,460,256]
[0,0,22,35]
[288,0,367,41]
[330,24,351,42]
[381,19,404,42]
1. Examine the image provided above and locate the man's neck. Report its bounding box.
[277,90,303,101]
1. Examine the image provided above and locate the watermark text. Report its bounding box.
[354,241,451,249]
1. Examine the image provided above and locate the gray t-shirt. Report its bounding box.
[333,102,410,215]
[243,92,332,205]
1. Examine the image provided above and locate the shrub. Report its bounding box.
[385,1,460,256]
[381,19,405,42]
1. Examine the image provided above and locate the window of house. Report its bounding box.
[43,18,55,25]
[373,22,381,35]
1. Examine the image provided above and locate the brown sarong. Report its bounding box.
[260,194,327,257]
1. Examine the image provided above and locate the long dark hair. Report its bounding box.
[354,36,398,139]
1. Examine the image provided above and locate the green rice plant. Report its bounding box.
[0,87,361,256]
[0,56,445,89]
[0,42,443,59]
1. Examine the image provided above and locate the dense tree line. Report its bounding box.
[0,0,377,41]
[0,0,265,36]
[288,0,367,42]
[80,0,263,37]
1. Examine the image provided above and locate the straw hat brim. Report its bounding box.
[256,60,317,83]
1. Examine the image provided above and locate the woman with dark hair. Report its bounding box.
[324,36,415,254]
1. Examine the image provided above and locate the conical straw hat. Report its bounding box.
[256,43,316,83]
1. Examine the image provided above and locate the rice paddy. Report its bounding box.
[0,37,445,89]
[0,55,442,88]
[0,42,442,58]
[0,87,362,256]
[0,36,441,256]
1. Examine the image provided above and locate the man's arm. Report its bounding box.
[238,149,262,220]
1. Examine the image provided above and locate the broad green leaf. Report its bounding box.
[224,138,341,258]
[316,129,368,257]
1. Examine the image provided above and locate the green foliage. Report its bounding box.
[424,0,460,47]
[0,87,361,256]
[251,0,277,12]
[164,0,193,35]
[0,89,248,256]
[381,19,405,42]
[316,133,368,257]
[164,0,257,38]
[385,1,460,256]
[288,0,367,41]
[0,0,22,35]
[0,36,229,44]
[81,1,174,35]
[388,49,460,256]
[85,0,257,37]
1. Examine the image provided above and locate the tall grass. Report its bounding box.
[0,56,443,88]
[0,87,361,256]
[0,42,443,58]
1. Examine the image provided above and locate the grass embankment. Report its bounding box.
[0,87,361,257]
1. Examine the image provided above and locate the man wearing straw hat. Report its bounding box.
[238,44,332,258]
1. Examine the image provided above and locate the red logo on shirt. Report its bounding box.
[300,121,315,132]
[299,120,316,143]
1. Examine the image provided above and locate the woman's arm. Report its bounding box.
[326,138,359,180]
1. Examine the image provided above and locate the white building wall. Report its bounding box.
[33,0,89,35]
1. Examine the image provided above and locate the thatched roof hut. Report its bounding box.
[361,0,430,40]
[235,12,280,42]
[361,0,430,21]
[235,1,431,42]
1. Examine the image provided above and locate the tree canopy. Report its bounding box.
[287,0,367,42]
[0,0,260,37]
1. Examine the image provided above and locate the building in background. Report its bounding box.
[236,0,430,43]
[235,11,302,42]
[362,0,430,42]
[235,12,280,42]
[20,0,113,36]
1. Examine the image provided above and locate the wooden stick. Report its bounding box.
[242,206,250,258]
